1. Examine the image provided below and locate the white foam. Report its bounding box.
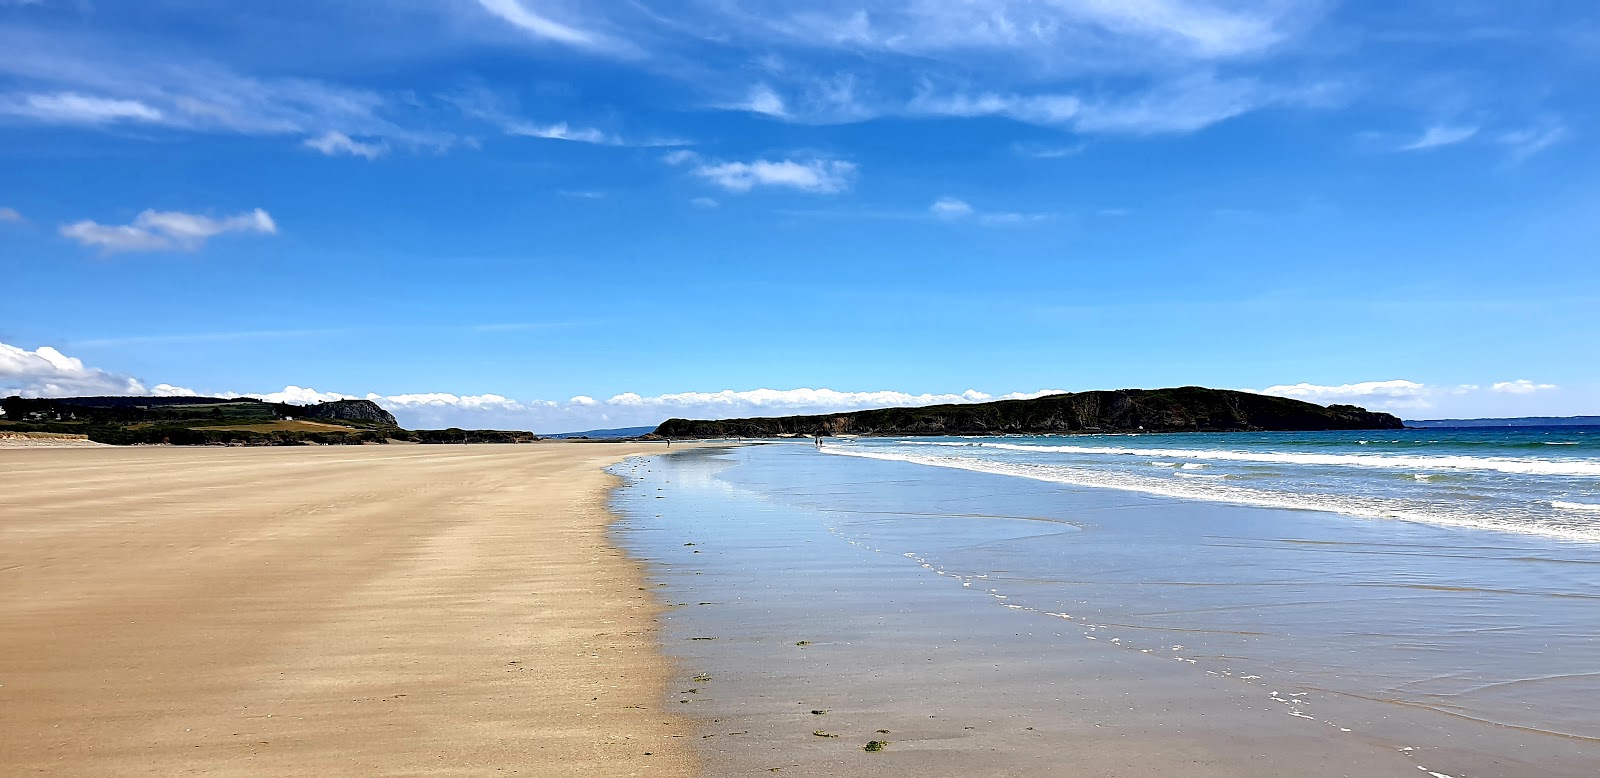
[822,447,1600,543]
[905,440,1600,477]
[1552,501,1600,514]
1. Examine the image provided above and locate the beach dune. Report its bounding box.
[0,444,695,776]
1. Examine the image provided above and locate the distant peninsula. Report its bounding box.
[1407,415,1600,428]
[654,387,1404,439]
[0,395,539,445]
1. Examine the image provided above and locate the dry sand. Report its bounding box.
[0,443,698,776]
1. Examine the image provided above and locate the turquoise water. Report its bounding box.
[822,427,1600,542]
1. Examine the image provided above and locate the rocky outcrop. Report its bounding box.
[654,387,1404,439]
[298,399,397,427]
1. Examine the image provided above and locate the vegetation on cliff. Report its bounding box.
[653,387,1403,438]
[0,395,537,445]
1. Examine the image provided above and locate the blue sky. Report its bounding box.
[1,0,1597,430]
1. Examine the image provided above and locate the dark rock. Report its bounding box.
[654,387,1403,439]
[298,399,397,426]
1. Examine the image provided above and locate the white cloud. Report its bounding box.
[0,92,164,124]
[930,197,974,218]
[507,121,616,144]
[907,72,1324,135]
[1491,379,1557,394]
[303,131,387,159]
[476,0,628,54]
[61,208,277,253]
[0,206,21,222]
[735,84,789,117]
[0,45,458,152]
[4,339,1582,430]
[1260,380,1435,410]
[690,196,720,208]
[1011,142,1084,158]
[1399,124,1478,151]
[685,155,857,194]
[761,0,1299,64]
[1,342,148,398]
[929,196,1048,226]
[1497,123,1567,162]
[1257,378,1563,415]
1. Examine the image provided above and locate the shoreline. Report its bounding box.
[0,442,700,776]
[613,444,1600,776]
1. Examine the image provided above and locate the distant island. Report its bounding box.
[1407,415,1600,428]
[0,395,540,445]
[654,387,1403,439]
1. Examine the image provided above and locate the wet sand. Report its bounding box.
[0,443,698,776]
[613,444,1600,777]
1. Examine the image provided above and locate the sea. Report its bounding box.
[823,426,1600,542]
[612,427,1600,775]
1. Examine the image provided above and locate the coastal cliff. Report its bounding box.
[0,395,535,445]
[654,387,1404,438]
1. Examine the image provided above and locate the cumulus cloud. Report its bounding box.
[1491,379,1557,394]
[1,341,148,398]
[667,150,857,194]
[1258,379,1452,411]
[697,158,856,194]
[0,340,1079,430]
[60,208,277,253]
[930,197,974,219]
[303,131,387,159]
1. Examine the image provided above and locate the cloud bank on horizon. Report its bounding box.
[1,341,1567,431]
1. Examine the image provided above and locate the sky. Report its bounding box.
[1,1,1597,431]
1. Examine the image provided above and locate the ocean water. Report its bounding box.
[613,439,1600,775]
[821,427,1600,542]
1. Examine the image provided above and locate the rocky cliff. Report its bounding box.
[297,399,398,426]
[654,387,1403,438]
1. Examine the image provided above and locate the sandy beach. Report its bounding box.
[0,443,697,776]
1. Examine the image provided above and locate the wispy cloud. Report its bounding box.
[1497,122,1567,161]
[60,208,277,254]
[0,206,22,222]
[731,83,789,117]
[475,0,634,55]
[667,150,857,194]
[905,72,1331,135]
[1011,142,1084,158]
[751,0,1303,65]
[1399,124,1478,151]
[0,92,164,124]
[0,42,460,152]
[930,197,1049,226]
[303,131,387,159]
